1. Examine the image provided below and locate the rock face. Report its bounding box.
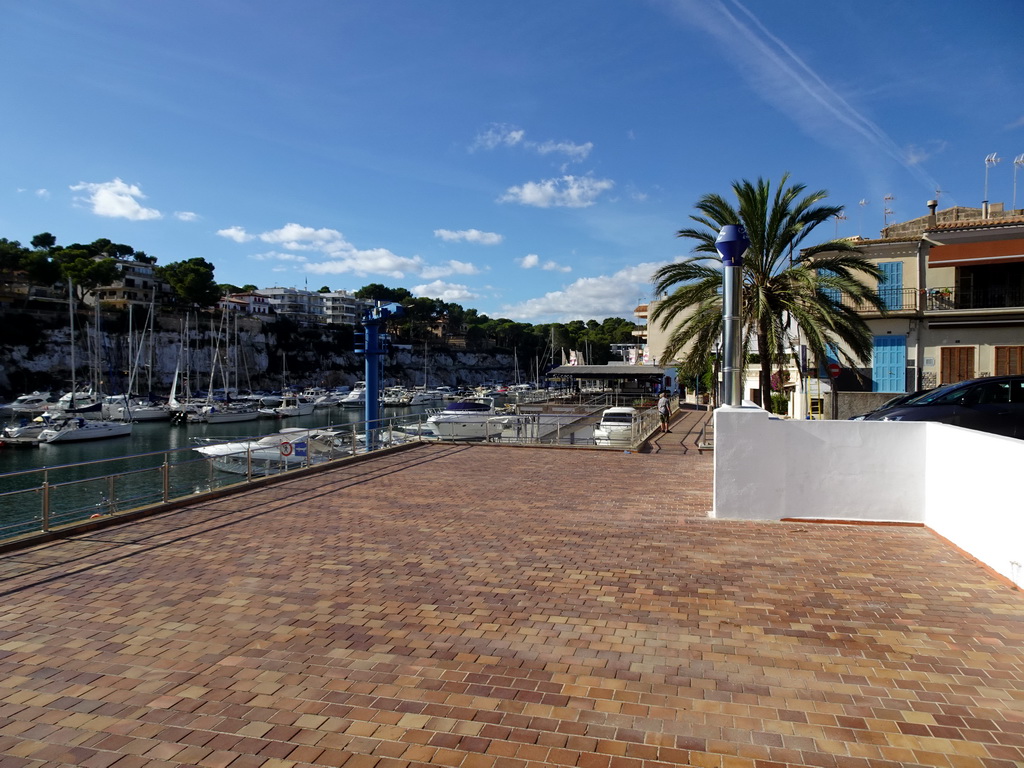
[0,313,516,396]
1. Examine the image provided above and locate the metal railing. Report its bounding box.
[0,399,666,545]
[925,286,1024,311]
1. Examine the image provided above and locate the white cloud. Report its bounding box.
[471,124,593,162]
[250,251,309,263]
[517,253,570,272]
[500,262,660,322]
[470,124,525,151]
[175,211,198,222]
[413,280,479,302]
[904,140,948,167]
[217,226,254,243]
[433,228,503,245]
[543,261,572,273]
[420,259,481,280]
[535,140,593,162]
[69,178,162,220]
[220,221,500,280]
[499,175,614,208]
[35,188,50,199]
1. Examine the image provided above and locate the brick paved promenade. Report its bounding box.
[0,438,1021,767]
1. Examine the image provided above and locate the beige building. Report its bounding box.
[637,200,1024,412]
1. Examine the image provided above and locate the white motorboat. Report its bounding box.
[9,391,56,417]
[193,427,350,476]
[426,398,506,440]
[258,394,316,418]
[339,383,367,408]
[102,395,171,422]
[38,416,133,444]
[593,406,638,447]
[1,414,54,441]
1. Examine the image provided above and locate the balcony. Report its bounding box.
[926,286,1024,311]
[836,287,918,314]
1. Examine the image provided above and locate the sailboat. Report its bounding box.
[104,291,171,422]
[187,309,259,423]
[38,280,133,444]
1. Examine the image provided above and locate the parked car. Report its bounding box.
[861,375,1024,438]
[848,389,932,421]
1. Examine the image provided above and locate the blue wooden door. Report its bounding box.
[873,335,906,392]
[879,262,903,310]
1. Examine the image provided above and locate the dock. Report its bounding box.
[0,427,1020,767]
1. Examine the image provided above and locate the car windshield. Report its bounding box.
[909,382,970,405]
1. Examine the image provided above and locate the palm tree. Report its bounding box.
[651,175,884,409]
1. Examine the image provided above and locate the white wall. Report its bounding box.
[713,407,1023,588]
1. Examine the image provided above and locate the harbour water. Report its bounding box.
[0,404,432,539]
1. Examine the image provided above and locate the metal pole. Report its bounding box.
[715,225,750,408]
[722,264,743,407]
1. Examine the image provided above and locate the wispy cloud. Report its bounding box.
[218,222,478,280]
[516,253,571,273]
[665,0,941,191]
[904,140,948,167]
[499,175,614,208]
[70,178,162,220]
[470,124,526,151]
[471,124,593,162]
[420,259,482,280]
[433,228,503,245]
[175,211,199,222]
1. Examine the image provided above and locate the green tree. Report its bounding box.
[354,283,413,303]
[651,175,883,408]
[158,258,220,307]
[30,232,57,251]
[53,249,120,302]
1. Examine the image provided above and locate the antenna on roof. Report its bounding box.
[883,194,895,227]
[1013,154,1024,211]
[983,153,1001,203]
[858,199,868,234]
[833,211,847,238]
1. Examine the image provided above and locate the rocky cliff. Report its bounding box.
[0,311,516,397]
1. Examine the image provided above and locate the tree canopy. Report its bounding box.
[158,258,220,307]
[651,174,883,407]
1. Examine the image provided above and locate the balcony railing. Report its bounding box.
[835,287,918,313]
[925,287,1024,311]
[835,287,1024,313]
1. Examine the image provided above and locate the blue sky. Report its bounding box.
[3,1,1022,323]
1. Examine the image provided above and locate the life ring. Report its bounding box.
[279,440,293,457]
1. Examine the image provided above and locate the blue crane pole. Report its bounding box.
[357,302,404,450]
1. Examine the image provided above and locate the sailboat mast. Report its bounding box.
[67,278,76,407]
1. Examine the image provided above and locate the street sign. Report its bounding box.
[826,363,841,378]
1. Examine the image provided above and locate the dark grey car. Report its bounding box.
[861,375,1024,438]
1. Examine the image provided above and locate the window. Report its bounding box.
[818,268,840,303]
[995,346,1024,375]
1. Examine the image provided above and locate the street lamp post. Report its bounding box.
[715,224,750,407]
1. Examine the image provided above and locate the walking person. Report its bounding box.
[658,391,671,433]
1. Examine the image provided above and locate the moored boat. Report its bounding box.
[593,406,638,447]
[425,397,506,440]
[192,427,350,475]
[38,416,133,444]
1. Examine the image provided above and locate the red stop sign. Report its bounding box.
[826,363,841,378]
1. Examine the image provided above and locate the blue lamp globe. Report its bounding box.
[715,224,750,267]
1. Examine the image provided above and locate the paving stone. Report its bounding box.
[0,441,1019,767]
